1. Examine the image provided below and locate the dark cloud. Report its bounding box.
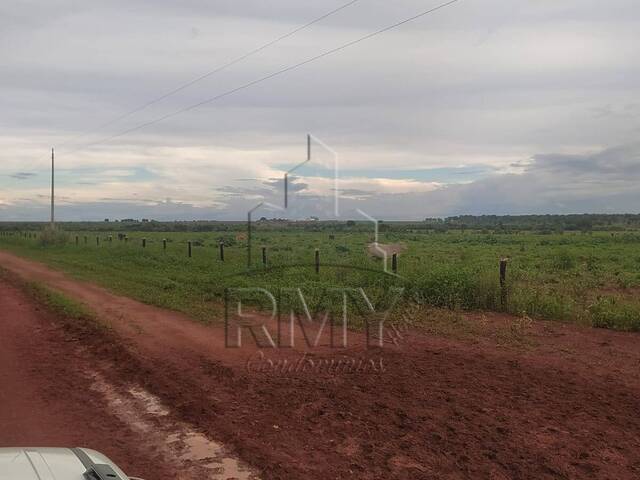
[347,143,640,218]
[9,172,36,180]
[528,144,640,179]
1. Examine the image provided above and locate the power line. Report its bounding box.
[59,0,363,149]
[72,0,462,153]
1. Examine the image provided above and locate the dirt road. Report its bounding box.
[1,250,640,479]
[0,279,179,478]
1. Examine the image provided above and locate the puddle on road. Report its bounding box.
[90,373,258,480]
[128,387,170,416]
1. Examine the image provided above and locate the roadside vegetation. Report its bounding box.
[1,216,640,331]
[0,266,102,331]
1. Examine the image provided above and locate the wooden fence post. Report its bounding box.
[500,257,508,308]
[315,249,320,274]
[142,238,146,248]
[392,253,398,274]
[96,236,100,246]
[219,242,224,261]
[188,241,192,258]
[262,246,267,267]
[163,239,167,251]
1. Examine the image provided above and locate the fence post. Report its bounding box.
[142,238,146,248]
[75,236,79,246]
[109,235,112,244]
[96,236,100,246]
[188,241,192,258]
[219,242,224,261]
[163,239,167,251]
[500,257,508,308]
[262,246,267,267]
[315,249,320,274]
[392,253,398,274]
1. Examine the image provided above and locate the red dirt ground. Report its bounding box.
[1,250,640,479]
[0,279,178,479]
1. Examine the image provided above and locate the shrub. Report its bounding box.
[589,297,640,331]
[508,288,576,322]
[408,267,498,310]
[554,250,575,270]
[585,254,599,273]
[38,228,69,247]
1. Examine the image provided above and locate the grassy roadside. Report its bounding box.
[0,264,539,353]
[2,228,640,331]
[0,267,105,331]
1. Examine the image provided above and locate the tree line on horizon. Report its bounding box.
[1,213,640,233]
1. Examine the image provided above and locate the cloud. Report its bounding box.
[0,1,639,220]
[347,142,640,219]
[527,144,640,179]
[8,172,37,180]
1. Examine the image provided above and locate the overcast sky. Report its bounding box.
[1,0,639,221]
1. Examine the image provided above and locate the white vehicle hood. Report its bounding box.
[0,448,130,480]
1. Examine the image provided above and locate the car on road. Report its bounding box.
[0,447,143,480]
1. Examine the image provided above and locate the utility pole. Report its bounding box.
[50,147,55,229]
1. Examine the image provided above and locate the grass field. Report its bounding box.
[1,225,640,331]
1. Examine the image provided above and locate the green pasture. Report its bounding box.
[1,227,639,331]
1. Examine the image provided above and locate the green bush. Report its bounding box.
[335,245,350,254]
[554,250,575,270]
[508,288,576,322]
[589,297,640,331]
[38,228,69,247]
[408,267,498,310]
